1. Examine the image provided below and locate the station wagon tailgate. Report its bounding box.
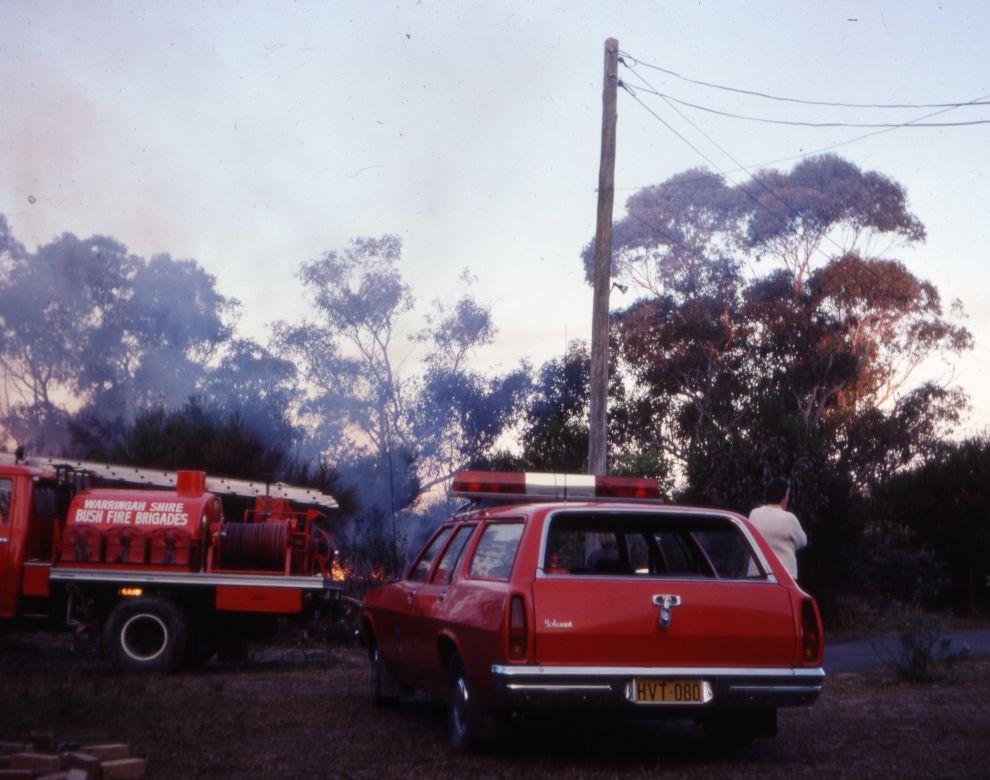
[531,509,798,668]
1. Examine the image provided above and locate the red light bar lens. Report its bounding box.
[451,471,525,495]
[595,476,661,500]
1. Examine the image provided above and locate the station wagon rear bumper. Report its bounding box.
[491,664,824,709]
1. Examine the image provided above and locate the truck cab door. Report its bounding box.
[0,476,20,618]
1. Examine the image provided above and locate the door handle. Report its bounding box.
[652,594,682,629]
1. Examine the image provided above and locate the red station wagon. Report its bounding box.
[360,471,825,751]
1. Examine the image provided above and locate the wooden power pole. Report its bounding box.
[587,37,618,476]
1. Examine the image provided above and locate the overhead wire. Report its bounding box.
[614,86,990,192]
[617,52,987,268]
[614,56,978,358]
[619,54,990,110]
[622,83,990,128]
[619,74,835,262]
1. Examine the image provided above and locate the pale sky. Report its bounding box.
[2,1,988,432]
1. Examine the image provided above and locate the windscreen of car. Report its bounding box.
[408,526,454,582]
[543,511,762,579]
[468,522,523,580]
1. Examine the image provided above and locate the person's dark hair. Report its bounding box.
[763,477,791,504]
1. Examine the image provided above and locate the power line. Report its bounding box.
[620,65,922,275]
[614,61,980,377]
[618,68,949,316]
[614,86,990,193]
[619,81,818,252]
[619,53,990,111]
[618,59,988,268]
[624,83,990,128]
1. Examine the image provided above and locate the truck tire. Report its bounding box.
[447,654,485,753]
[103,596,189,673]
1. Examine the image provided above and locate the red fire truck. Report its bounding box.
[0,452,342,672]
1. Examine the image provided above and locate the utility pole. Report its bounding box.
[587,37,618,476]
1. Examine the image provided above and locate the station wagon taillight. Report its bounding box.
[508,595,527,661]
[800,599,823,664]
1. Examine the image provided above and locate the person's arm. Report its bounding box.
[790,514,808,551]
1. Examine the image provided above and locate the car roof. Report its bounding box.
[453,500,746,522]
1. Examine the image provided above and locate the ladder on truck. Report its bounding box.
[0,452,339,511]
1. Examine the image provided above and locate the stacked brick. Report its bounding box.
[0,734,147,779]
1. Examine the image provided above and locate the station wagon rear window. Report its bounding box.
[468,522,523,580]
[543,511,762,579]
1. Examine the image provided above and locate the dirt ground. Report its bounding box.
[1,629,988,779]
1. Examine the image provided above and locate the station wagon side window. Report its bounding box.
[0,479,11,524]
[432,524,477,585]
[408,526,454,582]
[468,522,523,581]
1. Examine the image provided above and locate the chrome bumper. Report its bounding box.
[491,664,825,708]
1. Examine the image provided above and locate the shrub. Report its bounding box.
[869,603,968,682]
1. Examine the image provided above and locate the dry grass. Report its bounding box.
[1,629,988,779]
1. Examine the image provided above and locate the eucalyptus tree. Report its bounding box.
[0,218,236,454]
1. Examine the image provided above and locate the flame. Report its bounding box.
[330,559,350,582]
[328,557,391,586]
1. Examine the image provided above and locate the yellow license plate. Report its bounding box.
[628,678,713,704]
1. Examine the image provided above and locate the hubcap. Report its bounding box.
[120,613,168,661]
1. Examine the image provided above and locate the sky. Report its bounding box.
[2,0,989,432]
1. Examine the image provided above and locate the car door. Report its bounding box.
[404,523,478,693]
[380,525,454,683]
[0,476,18,618]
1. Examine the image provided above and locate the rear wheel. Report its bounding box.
[447,655,485,752]
[103,596,188,673]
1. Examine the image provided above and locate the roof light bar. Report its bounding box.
[451,471,661,502]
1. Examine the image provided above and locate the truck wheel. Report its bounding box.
[370,640,399,707]
[103,596,188,673]
[447,655,484,753]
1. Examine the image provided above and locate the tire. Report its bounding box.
[103,596,189,673]
[447,655,485,753]
[370,641,399,707]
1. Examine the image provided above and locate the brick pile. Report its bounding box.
[0,732,147,779]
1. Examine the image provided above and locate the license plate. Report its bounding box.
[627,678,713,704]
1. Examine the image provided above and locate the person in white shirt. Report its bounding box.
[748,477,807,580]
